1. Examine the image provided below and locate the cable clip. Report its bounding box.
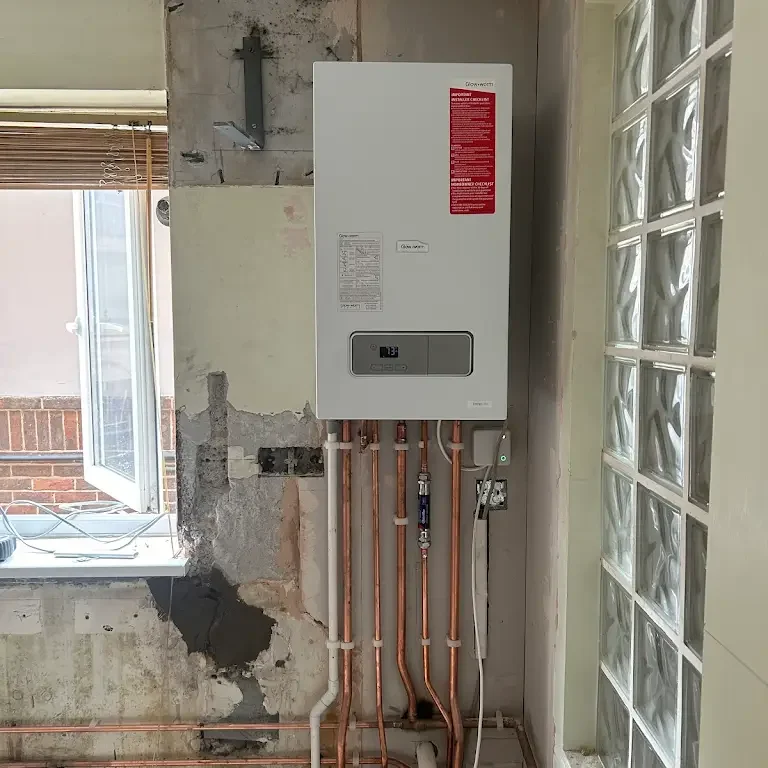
[339,640,355,650]
[446,637,462,648]
[368,443,381,451]
[495,710,504,730]
[418,440,426,449]
[394,443,409,451]
[448,442,464,450]
[326,640,341,650]
[349,715,357,732]
[372,638,384,648]
[421,637,431,647]
[393,517,409,526]
[352,750,360,766]
[324,440,340,451]
[338,442,354,450]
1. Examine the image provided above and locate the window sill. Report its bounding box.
[0,536,188,579]
[0,514,188,579]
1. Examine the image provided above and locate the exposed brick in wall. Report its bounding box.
[0,396,176,514]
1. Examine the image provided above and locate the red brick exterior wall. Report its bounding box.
[0,396,176,514]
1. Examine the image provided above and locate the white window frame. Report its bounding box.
[72,189,161,514]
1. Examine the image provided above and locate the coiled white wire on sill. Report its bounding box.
[0,500,169,559]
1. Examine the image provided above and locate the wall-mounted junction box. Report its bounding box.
[313,62,513,420]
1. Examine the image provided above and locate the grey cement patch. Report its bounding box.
[178,372,230,570]
[212,475,287,584]
[147,567,275,670]
[177,375,322,582]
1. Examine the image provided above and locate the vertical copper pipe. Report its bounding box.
[336,421,353,768]
[396,421,418,722]
[448,421,464,768]
[419,422,453,760]
[371,421,388,768]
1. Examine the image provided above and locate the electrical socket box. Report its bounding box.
[475,478,508,511]
[313,62,513,420]
[472,428,511,468]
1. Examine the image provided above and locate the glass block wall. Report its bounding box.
[599,1,732,767]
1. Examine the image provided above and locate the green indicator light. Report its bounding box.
[500,455,507,462]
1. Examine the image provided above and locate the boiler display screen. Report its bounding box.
[379,346,399,358]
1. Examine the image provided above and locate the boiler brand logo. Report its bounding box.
[396,240,429,253]
[464,81,494,88]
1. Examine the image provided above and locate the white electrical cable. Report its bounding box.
[471,462,491,768]
[435,419,489,473]
[470,424,507,768]
[0,501,170,559]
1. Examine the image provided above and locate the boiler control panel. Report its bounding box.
[350,332,472,376]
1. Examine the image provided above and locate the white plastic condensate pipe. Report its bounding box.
[310,426,340,768]
[415,743,438,768]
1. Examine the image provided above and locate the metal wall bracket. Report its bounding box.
[213,35,265,151]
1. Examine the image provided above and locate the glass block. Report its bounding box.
[634,608,678,759]
[682,661,702,768]
[632,725,666,768]
[601,570,633,692]
[695,213,723,356]
[640,364,685,488]
[611,117,647,230]
[707,0,734,44]
[614,0,650,115]
[654,0,702,86]
[598,673,630,768]
[685,519,708,658]
[650,79,699,217]
[603,464,634,577]
[644,225,694,349]
[637,485,681,627]
[605,358,637,463]
[701,50,732,203]
[690,370,715,506]
[607,240,641,345]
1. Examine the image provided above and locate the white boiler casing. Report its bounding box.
[313,62,512,420]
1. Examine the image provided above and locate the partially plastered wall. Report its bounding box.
[2,0,540,766]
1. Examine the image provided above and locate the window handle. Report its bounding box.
[66,317,82,336]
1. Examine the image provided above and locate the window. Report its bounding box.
[597,1,731,766]
[74,189,160,514]
[0,126,183,576]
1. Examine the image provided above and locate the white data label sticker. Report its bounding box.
[468,400,493,409]
[338,232,383,311]
[396,240,430,253]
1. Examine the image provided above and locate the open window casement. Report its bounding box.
[71,189,160,513]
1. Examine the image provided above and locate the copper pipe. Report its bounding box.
[0,718,518,736]
[371,421,388,768]
[421,557,453,747]
[448,421,464,768]
[336,421,353,768]
[395,421,418,722]
[419,421,428,473]
[419,421,452,759]
[0,759,412,768]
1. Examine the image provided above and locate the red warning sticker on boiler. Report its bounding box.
[450,82,496,215]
